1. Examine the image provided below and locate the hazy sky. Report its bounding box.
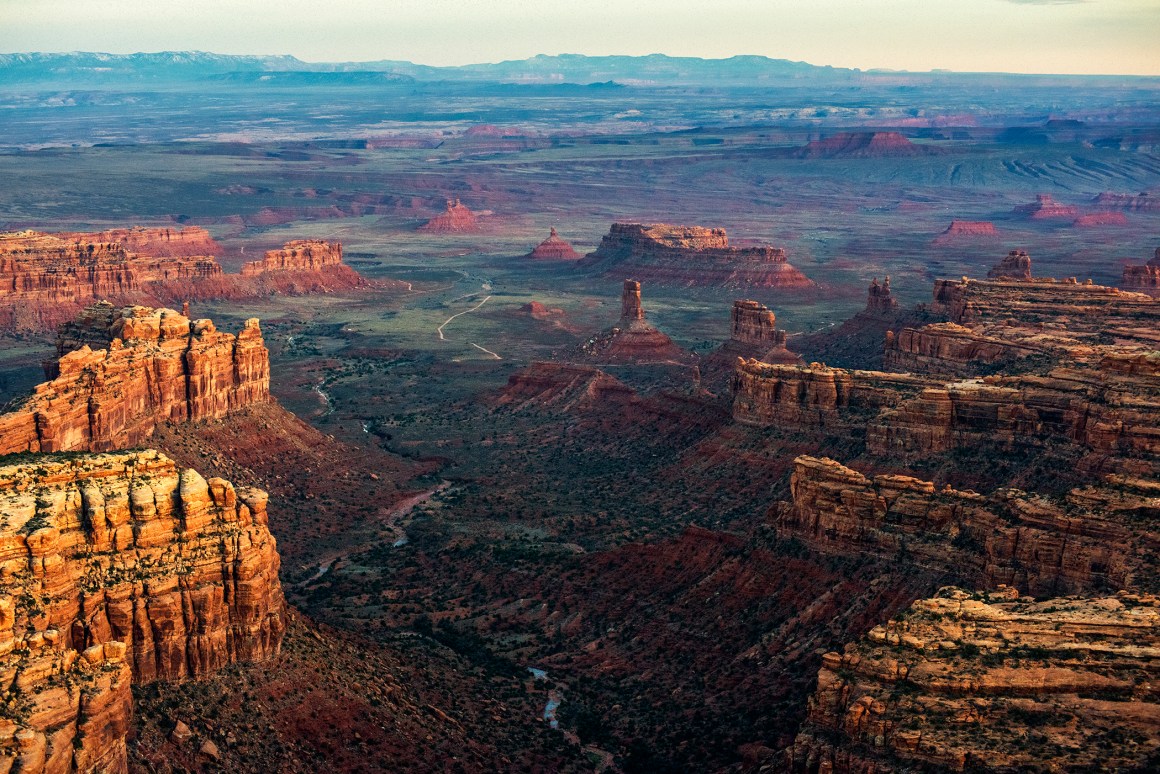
[3,0,1159,75]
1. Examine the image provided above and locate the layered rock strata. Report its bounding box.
[495,363,636,412]
[525,228,580,260]
[1122,247,1160,297]
[790,132,940,158]
[1093,191,1160,211]
[734,353,1160,471]
[1014,194,1078,219]
[418,199,480,233]
[0,230,222,330]
[933,220,997,244]
[882,322,1043,375]
[581,280,690,362]
[0,450,284,772]
[582,223,814,289]
[1072,211,1129,227]
[776,456,1159,594]
[789,587,1160,773]
[986,249,1032,280]
[864,277,899,318]
[729,300,801,364]
[0,230,365,331]
[0,304,269,455]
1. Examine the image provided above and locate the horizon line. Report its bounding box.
[2,50,1159,79]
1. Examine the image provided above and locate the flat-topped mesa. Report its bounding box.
[0,229,223,331]
[1092,191,1160,211]
[776,456,1159,594]
[85,225,221,257]
[0,450,284,771]
[790,131,941,159]
[790,588,1160,773]
[1014,193,1079,219]
[864,276,900,317]
[1122,247,1160,297]
[0,304,269,455]
[1072,211,1129,227]
[525,227,581,260]
[0,229,369,331]
[583,223,814,289]
[987,249,1032,280]
[418,198,480,233]
[931,274,1158,328]
[937,220,998,239]
[240,239,344,275]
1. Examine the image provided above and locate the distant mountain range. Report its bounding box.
[0,51,1155,87]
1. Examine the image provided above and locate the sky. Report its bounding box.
[2,0,1159,75]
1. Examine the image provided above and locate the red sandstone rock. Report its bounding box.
[883,322,1042,375]
[790,588,1160,773]
[1014,194,1078,219]
[418,199,481,233]
[733,353,1160,474]
[0,450,284,772]
[776,455,1157,594]
[495,362,637,412]
[0,304,269,455]
[1092,191,1159,211]
[583,223,814,289]
[987,249,1032,279]
[728,300,801,364]
[864,276,900,316]
[1121,247,1160,297]
[941,220,997,237]
[0,231,367,332]
[525,228,581,260]
[791,132,941,158]
[0,230,223,331]
[1072,211,1129,227]
[581,280,691,362]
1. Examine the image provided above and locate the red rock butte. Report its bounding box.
[1092,191,1159,211]
[580,280,689,362]
[0,228,365,332]
[582,223,814,289]
[1014,194,1078,219]
[419,198,481,233]
[934,220,997,244]
[1072,211,1129,227]
[865,276,901,316]
[1122,247,1160,297]
[987,249,1033,280]
[0,303,270,455]
[791,131,941,158]
[526,227,581,260]
[729,300,801,365]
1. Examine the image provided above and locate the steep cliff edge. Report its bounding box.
[0,231,366,332]
[582,223,815,289]
[776,455,1160,595]
[0,450,284,772]
[1122,247,1160,297]
[0,304,269,455]
[790,587,1160,773]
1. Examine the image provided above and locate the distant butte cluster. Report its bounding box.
[582,222,814,289]
[526,227,581,260]
[419,198,481,233]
